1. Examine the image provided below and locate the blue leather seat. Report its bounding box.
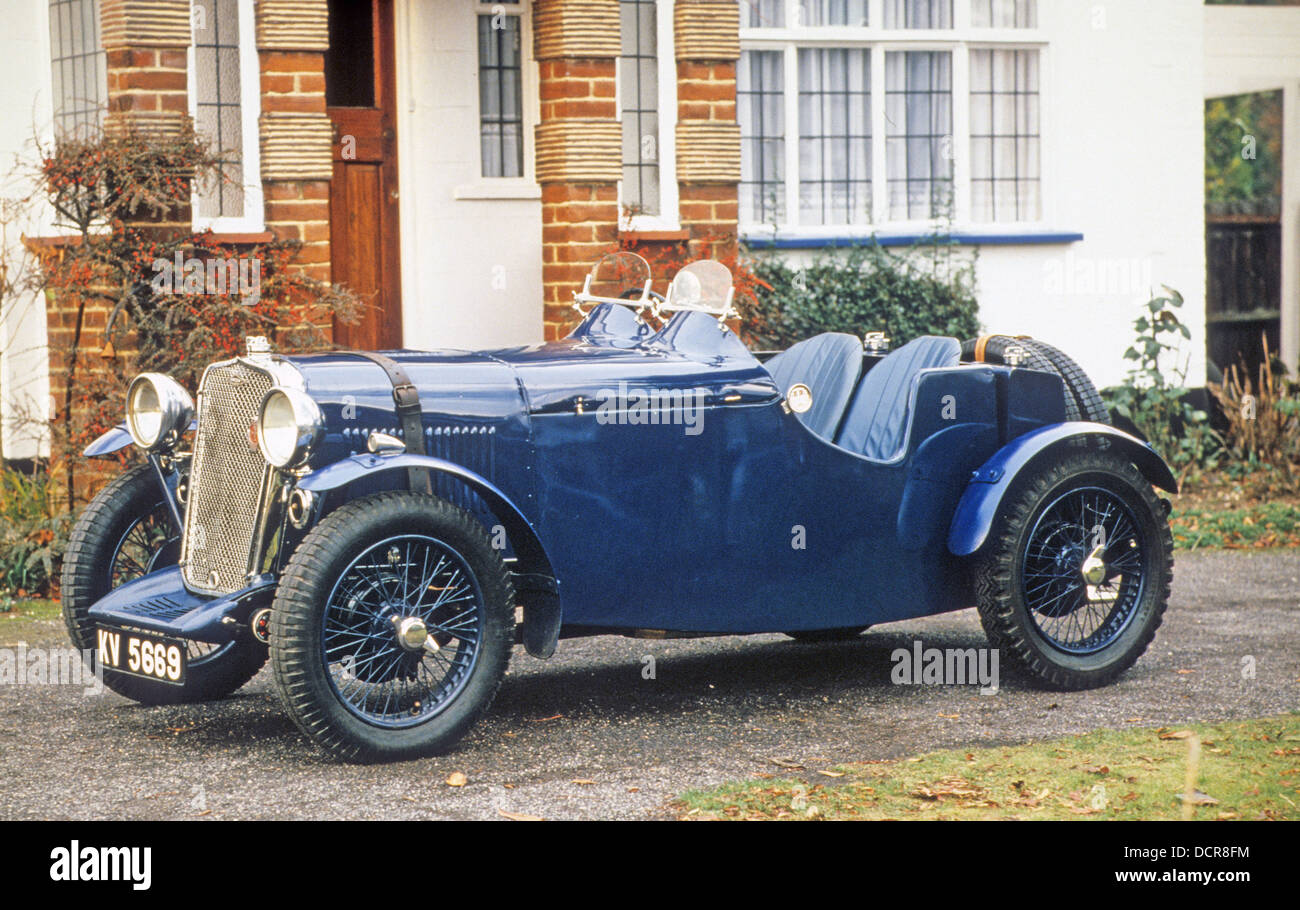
[835,336,962,461]
[764,333,864,441]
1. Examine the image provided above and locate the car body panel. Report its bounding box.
[83,302,1172,648]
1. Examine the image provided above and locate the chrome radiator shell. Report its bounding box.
[180,357,285,595]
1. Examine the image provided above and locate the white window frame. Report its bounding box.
[457,0,541,199]
[188,0,264,233]
[739,0,1049,239]
[617,0,679,231]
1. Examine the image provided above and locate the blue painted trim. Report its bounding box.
[743,230,1085,250]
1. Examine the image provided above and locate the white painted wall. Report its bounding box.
[1204,3,1300,376]
[0,0,53,459]
[755,0,1208,390]
[977,0,1207,390]
[394,0,544,351]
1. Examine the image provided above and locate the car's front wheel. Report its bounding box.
[270,491,515,762]
[61,463,268,705]
[974,449,1173,690]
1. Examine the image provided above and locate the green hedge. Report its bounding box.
[740,241,980,350]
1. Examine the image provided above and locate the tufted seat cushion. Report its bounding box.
[763,333,864,441]
[835,335,962,461]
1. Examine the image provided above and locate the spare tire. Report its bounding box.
[961,334,1110,425]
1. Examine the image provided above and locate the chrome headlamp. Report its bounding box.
[126,373,194,452]
[256,386,324,469]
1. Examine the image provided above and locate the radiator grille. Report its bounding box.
[181,359,275,594]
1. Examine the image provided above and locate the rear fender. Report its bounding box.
[947,422,1177,557]
[298,453,562,657]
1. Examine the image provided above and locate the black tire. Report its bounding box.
[61,464,268,705]
[270,491,515,762]
[785,627,868,642]
[974,449,1172,690]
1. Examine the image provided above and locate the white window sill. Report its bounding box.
[453,180,542,201]
[192,216,268,235]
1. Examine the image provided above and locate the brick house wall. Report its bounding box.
[39,0,741,427]
[534,0,740,340]
[256,1,333,289]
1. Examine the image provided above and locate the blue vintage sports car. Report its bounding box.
[64,254,1176,761]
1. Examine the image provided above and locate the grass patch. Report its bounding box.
[674,714,1300,820]
[1170,502,1300,550]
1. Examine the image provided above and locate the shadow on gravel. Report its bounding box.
[490,626,1029,722]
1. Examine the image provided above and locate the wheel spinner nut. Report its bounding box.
[394,616,428,651]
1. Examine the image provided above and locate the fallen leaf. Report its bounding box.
[816,770,845,778]
[767,757,804,769]
[572,779,595,786]
[1159,730,1193,740]
[498,809,544,821]
[938,712,960,719]
[445,772,468,787]
[1179,790,1219,807]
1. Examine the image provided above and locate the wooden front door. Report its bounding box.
[325,0,402,350]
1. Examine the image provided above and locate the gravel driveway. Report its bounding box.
[1,549,1296,820]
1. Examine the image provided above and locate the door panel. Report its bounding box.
[327,0,402,351]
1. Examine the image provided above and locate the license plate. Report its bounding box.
[95,627,187,686]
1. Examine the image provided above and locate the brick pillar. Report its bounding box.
[674,0,740,259]
[534,0,622,340]
[100,0,193,237]
[256,0,333,289]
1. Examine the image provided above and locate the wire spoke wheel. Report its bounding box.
[1020,486,1147,655]
[107,501,224,665]
[272,492,513,761]
[62,463,267,704]
[975,450,1173,690]
[322,534,484,729]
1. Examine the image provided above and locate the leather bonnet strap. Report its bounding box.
[342,351,431,493]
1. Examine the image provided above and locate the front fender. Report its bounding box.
[83,419,198,457]
[83,423,133,457]
[947,422,1177,557]
[298,453,563,657]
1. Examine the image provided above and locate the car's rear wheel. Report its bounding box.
[974,449,1172,690]
[61,463,268,705]
[270,491,515,762]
